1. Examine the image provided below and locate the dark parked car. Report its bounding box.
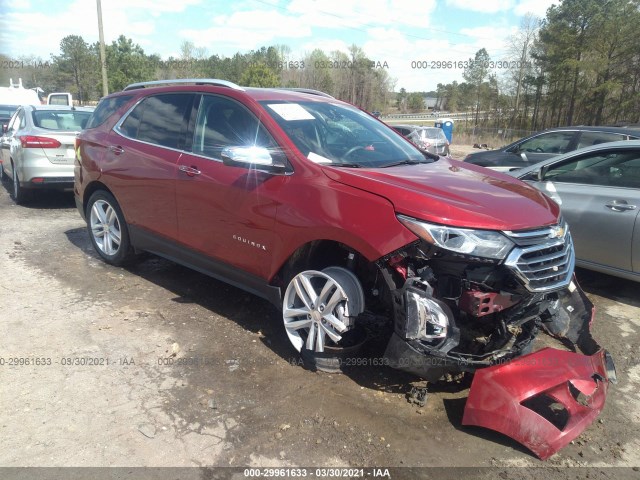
[390,124,450,156]
[74,79,615,459]
[465,126,640,171]
[510,140,640,282]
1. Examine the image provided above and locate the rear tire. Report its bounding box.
[86,190,135,266]
[12,164,31,205]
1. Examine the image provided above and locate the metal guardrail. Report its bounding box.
[382,112,480,121]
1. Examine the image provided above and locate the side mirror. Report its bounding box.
[520,152,528,163]
[2,124,7,134]
[221,146,287,174]
[535,165,551,182]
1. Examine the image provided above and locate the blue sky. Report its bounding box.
[0,0,559,91]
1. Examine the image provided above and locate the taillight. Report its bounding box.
[19,136,61,148]
[75,137,81,161]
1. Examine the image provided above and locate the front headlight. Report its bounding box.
[398,215,515,260]
[407,292,449,340]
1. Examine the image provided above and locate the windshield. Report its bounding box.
[260,100,426,167]
[32,110,92,131]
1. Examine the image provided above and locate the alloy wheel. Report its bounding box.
[89,199,122,256]
[283,267,364,353]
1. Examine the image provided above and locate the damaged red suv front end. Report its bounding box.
[331,162,618,459]
[76,82,616,460]
[369,210,617,458]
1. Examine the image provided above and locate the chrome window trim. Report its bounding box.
[112,94,293,175]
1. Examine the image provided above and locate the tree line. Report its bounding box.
[0,36,394,112]
[435,0,640,130]
[2,0,639,129]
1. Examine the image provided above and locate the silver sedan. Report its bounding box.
[0,105,93,204]
[511,140,640,282]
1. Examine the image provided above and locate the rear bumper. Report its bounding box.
[19,156,74,190]
[462,347,615,460]
[22,176,74,190]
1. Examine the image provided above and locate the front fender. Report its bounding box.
[268,179,417,281]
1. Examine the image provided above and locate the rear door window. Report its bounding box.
[544,150,640,188]
[516,131,575,154]
[576,131,628,149]
[118,93,195,150]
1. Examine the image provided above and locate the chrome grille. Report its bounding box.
[504,224,575,293]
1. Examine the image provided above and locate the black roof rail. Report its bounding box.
[123,79,244,91]
[275,88,335,99]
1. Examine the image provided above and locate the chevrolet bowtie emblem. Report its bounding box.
[550,226,565,239]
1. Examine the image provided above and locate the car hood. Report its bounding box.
[464,148,509,163]
[322,158,560,231]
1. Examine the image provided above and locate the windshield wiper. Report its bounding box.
[421,150,440,161]
[328,162,363,168]
[381,159,430,168]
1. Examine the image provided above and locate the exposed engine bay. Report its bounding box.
[376,220,601,380]
[367,220,616,459]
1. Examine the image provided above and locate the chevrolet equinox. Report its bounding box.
[74,79,615,458]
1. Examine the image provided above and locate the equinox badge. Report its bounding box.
[233,234,267,251]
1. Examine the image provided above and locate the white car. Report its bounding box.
[0,105,93,204]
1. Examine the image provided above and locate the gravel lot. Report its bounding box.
[0,166,639,478]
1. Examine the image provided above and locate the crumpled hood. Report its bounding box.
[322,158,560,231]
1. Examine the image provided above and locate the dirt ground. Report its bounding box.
[0,163,639,479]
[449,144,480,161]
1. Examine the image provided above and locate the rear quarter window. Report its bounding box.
[86,95,134,129]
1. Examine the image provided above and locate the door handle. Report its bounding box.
[108,145,124,155]
[178,165,201,176]
[605,200,637,212]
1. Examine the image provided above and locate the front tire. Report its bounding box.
[86,190,135,266]
[282,267,367,372]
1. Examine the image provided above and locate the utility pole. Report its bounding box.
[97,0,109,97]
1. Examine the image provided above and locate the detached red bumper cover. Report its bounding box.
[462,347,614,460]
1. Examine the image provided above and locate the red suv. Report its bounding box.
[75,79,615,458]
